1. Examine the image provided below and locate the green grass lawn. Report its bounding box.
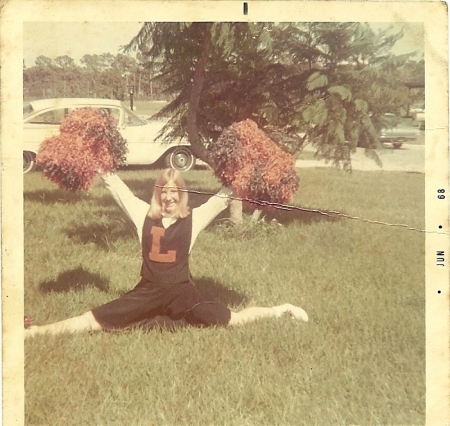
[24,167,425,426]
[132,99,168,117]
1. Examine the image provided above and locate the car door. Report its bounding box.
[120,117,169,164]
[113,104,172,165]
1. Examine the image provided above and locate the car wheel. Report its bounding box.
[23,151,37,173]
[165,147,196,172]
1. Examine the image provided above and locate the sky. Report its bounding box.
[23,22,144,67]
[23,21,424,68]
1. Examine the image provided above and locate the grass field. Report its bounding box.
[24,166,425,426]
[132,99,168,118]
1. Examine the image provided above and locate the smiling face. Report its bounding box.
[160,181,180,216]
[149,169,190,220]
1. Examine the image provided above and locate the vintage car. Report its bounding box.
[379,113,421,149]
[23,98,196,173]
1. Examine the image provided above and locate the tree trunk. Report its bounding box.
[230,199,243,225]
[185,23,243,225]
[186,23,214,166]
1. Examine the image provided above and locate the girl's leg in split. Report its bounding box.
[25,311,102,337]
[228,303,308,326]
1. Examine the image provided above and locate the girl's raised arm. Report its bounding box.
[101,173,150,243]
[190,188,234,249]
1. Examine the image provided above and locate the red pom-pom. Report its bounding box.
[36,108,127,191]
[208,119,299,206]
[24,316,34,329]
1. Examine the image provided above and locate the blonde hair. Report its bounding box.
[148,169,190,219]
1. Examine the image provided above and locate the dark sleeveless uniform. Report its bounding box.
[92,214,231,330]
[141,215,192,285]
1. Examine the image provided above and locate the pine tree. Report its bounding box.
[124,22,415,171]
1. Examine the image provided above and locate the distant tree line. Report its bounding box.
[23,52,167,101]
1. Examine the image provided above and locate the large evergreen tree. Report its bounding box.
[124,22,414,171]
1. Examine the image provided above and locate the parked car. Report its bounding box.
[379,113,421,149]
[23,98,196,173]
[410,108,425,130]
[409,107,425,121]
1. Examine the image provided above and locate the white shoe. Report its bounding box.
[24,326,39,338]
[276,304,309,322]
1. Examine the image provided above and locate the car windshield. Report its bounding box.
[381,113,400,128]
[121,103,147,126]
[23,103,34,119]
